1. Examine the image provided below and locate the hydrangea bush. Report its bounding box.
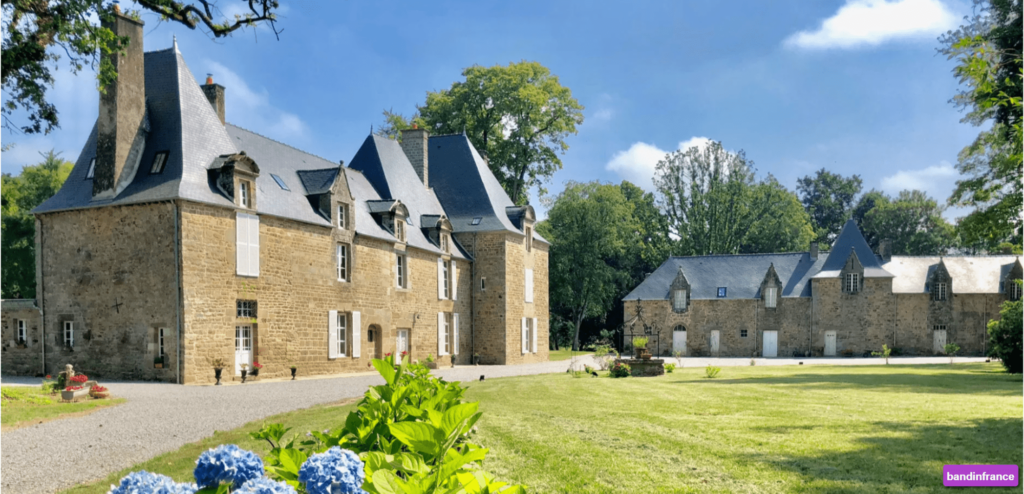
[194,444,265,489]
[297,447,365,494]
[108,471,197,494]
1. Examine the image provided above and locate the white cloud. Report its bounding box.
[202,60,308,142]
[590,93,614,124]
[605,136,712,191]
[880,162,957,194]
[784,0,957,50]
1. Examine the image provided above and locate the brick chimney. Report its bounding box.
[400,125,429,188]
[810,243,819,260]
[201,74,226,125]
[94,11,146,199]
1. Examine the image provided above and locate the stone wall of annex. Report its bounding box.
[34,202,180,381]
[894,293,1003,356]
[179,201,471,384]
[1,300,43,375]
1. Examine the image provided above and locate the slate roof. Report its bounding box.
[624,253,826,301]
[884,256,1023,294]
[812,219,894,278]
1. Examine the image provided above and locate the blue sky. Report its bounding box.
[2,0,979,219]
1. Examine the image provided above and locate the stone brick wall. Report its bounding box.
[1,301,43,376]
[179,201,473,384]
[33,202,180,381]
[895,293,1000,356]
[811,278,894,356]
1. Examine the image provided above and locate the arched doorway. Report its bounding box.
[368,324,383,360]
[673,325,687,356]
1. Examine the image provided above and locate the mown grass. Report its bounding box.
[1,386,125,431]
[64,363,1022,493]
[548,349,593,361]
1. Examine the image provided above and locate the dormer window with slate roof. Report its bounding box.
[928,259,952,302]
[840,248,864,294]
[670,268,690,312]
[761,263,782,309]
[395,215,406,242]
[336,203,348,230]
[211,152,260,209]
[1006,259,1022,301]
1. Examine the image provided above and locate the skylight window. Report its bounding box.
[270,174,290,191]
[471,217,482,225]
[85,158,96,179]
[717,287,727,298]
[150,151,168,174]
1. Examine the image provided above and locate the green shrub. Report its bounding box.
[610,362,631,378]
[704,365,721,379]
[663,363,676,373]
[584,365,595,374]
[944,342,961,364]
[633,336,649,349]
[871,344,892,364]
[988,299,1022,373]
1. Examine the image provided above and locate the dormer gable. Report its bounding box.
[421,215,454,253]
[670,267,690,312]
[928,258,952,301]
[368,200,409,243]
[840,248,864,294]
[210,151,260,209]
[761,263,783,308]
[1006,258,1023,301]
[507,205,536,251]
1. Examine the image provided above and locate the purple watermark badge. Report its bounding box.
[943,465,1019,487]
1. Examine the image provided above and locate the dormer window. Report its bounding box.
[441,233,450,253]
[764,287,777,308]
[933,282,947,301]
[337,204,347,229]
[394,217,405,242]
[844,273,860,293]
[1008,281,1022,301]
[240,181,251,208]
[673,289,688,311]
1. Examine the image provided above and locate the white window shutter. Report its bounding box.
[437,312,445,355]
[521,318,528,354]
[352,311,361,358]
[453,313,460,355]
[328,310,338,359]
[451,260,458,301]
[437,258,445,299]
[236,214,248,275]
[248,214,260,276]
[525,269,534,303]
[532,317,538,353]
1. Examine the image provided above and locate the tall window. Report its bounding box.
[236,300,257,318]
[338,312,348,357]
[336,244,349,281]
[395,218,405,242]
[442,260,450,299]
[673,289,687,311]
[337,204,347,229]
[442,313,451,355]
[63,321,74,347]
[441,234,449,253]
[240,181,251,208]
[764,287,777,308]
[396,254,407,288]
[844,273,860,293]
[523,318,535,353]
[1010,281,1023,301]
[17,320,26,344]
[158,328,166,357]
[934,282,947,301]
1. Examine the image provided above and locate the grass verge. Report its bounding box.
[63,363,1022,493]
[1,386,126,432]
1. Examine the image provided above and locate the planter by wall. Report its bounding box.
[60,387,91,401]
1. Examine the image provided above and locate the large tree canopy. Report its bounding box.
[939,0,1022,250]
[796,168,864,245]
[2,0,282,135]
[380,61,584,205]
[858,190,958,255]
[741,176,815,254]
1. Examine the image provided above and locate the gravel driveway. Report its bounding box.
[0,358,588,494]
[0,355,987,493]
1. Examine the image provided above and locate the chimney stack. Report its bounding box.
[810,243,819,260]
[400,125,429,188]
[201,74,226,125]
[94,10,146,199]
[879,239,892,263]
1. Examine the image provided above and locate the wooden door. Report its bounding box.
[934,330,947,354]
[763,330,778,357]
[673,329,687,356]
[710,330,720,355]
[235,325,252,375]
[824,331,837,356]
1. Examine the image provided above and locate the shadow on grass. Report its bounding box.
[677,371,1021,396]
[743,418,1023,493]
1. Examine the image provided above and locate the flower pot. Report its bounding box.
[241,369,248,383]
[61,388,90,401]
[214,368,223,385]
[290,368,297,380]
[154,363,163,369]
[641,352,652,361]
[90,390,110,399]
[472,355,481,365]
[251,368,260,377]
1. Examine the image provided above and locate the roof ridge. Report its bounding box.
[227,123,338,167]
[670,252,810,259]
[888,254,1022,259]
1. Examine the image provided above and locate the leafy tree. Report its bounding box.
[379,61,584,204]
[654,141,756,256]
[2,1,282,135]
[537,182,634,350]
[740,176,815,253]
[851,189,889,247]
[617,181,671,287]
[1,150,73,298]
[796,168,863,245]
[859,190,958,255]
[987,290,1022,373]
[939,0,1022,249]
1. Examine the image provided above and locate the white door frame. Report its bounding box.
[710,330,720,356]
[824,330,837,356]
[396,329,410,356]
[235,325,252,375]
[673,328,687,356]
[763,330,778,358]
[933,330,947,354]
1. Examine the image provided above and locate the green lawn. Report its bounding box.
[65,363,1022,493]
[548,349,593,361]
[1,386,125,431]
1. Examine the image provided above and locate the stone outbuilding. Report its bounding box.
[624,220,1021,358]
[4,11,548,383]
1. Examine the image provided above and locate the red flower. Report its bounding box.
[45,374,52,379]
[401,351,408,356]
[252,362,264,369]
[64,386,83,391]
[70,374,89,383]
[91,385,108,392]
[385,353,392,357]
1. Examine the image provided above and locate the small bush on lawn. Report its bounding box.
[988,298,1022,374]
[705,365,721,379]
[664,363,676,373]
[610,362,631,378]
[871,344,892,364]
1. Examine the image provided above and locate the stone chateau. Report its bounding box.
[1,13,549,384]
[624,220,1022,358]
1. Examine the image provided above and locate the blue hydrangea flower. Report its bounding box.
[297,447,366,494]
[193,444,264,488]
[234,477,298,494]
[108,471,197,494]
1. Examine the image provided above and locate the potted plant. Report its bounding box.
[424,354,438,370]
[154,355,164,369]
[473,353,481,365]
[89,385,110,399]
[289,365,297,380]
[61,385,89,401]
[240,363,249,384]
[251,361,263,377]
[633,336,650,359]
[211,358,226,385]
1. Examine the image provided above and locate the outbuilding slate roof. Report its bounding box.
[883,256,1023,294]
[624,253,826,301]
